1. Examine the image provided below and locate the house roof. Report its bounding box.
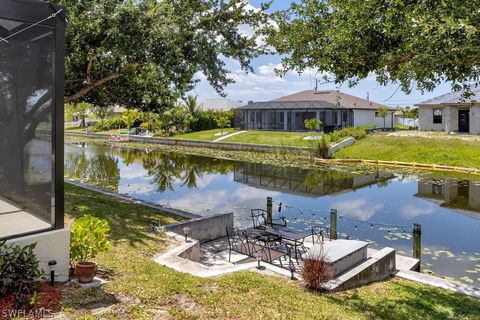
[417,85,480,106]
[198,99,243,111]
[237,90,393,111]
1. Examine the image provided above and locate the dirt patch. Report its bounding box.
[386,131,480,142]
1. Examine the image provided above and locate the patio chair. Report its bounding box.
[226,227,263,262]
[311,225,351,244]
[251,209,287,230]
[226,227,292,268]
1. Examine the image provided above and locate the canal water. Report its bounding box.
[65,142,480,287]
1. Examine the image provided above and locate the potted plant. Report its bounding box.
[70,215,110,283]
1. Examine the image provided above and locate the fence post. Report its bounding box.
[330,209,338,240]
[413,223,422,270]
[266,197,273,225]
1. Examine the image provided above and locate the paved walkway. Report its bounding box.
[213,130,247,142]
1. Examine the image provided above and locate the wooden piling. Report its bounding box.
[330,209,338,240]
[413,223,422,270]
[266,197,273,225]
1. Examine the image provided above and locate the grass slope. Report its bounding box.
[62,183,480,319]
[335,134,480,169]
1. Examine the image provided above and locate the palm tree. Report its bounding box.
[183,95,199,118]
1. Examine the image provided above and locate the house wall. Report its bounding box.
[418,106,447,131]
[471,106,480,134]
[6,229,70,282]
[418,105,479,133]
[352,110,394,128]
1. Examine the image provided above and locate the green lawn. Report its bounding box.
[334,133,480,168]
[61,183,480,319]
[173,129,315,147]
[224,130,313,147]
[173,128,236,141]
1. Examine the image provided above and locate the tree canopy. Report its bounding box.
[266,0,480,95]
[60,0,270,110]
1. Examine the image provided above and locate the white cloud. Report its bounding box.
[331,198,384,220]
[168,190,230,213]
[400,204,435,219]
[233,186,280,201]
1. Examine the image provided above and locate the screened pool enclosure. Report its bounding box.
[0,1,65,240]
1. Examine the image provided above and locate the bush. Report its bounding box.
[93,117,126,132]
[329,125,375,143]
[298,248,332,290]
[311,134,331,158]
[0,241,43,301]
[70,215,110,264]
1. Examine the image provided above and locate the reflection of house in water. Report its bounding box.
[234,163,394,197]
[416,180,480,215]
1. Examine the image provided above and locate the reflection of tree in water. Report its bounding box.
[64,146,120,191]
[114,147,234,192]
[303,169,355,190]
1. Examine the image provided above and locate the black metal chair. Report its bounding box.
[226,227,292,267]
[251,209,287,229]
[311,225,350,244]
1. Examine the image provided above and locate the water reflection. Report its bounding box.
[416,179,480,215]
[64,142,480,286]
[234,162,394,197]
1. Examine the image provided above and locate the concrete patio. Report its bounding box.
[0,197,51,238]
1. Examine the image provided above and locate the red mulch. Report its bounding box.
[0,282,63,319]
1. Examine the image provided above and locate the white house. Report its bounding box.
[416,85,480,134]
[235,90,395,131]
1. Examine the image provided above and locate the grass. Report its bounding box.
[224,130,314,147]
[334,133,480,169]
[173,129,316,147]
[172,128,236,141]
[62,182,480,319]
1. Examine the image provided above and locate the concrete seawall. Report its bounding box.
[65,131,311,154]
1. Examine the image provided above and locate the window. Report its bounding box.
[432,184,443,195]
[433,109,442,124]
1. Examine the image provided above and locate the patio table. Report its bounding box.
[247,226,310,261]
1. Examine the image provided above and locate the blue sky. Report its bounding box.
[191,0,453,107]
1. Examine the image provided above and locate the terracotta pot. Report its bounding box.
[75,261,97,283]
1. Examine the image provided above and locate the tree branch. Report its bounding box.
[65,67,129,104]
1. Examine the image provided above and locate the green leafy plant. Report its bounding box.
[214,115,231,134]
[304,118,322,132]
[0,241,43,302]
[70,215,110,264]
[311,133,331,158]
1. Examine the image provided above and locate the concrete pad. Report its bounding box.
[213,130,247,142]
[0,198,51,238]
[395,270,480,299]
[71,277,108,289]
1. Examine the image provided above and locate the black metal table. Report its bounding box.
[247,226,310,261]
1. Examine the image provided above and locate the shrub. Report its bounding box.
[0,241,44,301]
[311,133,331,158]
[70,215,110,264]
[304,118,322,132]
[298,248,332,290]
[329,125,375,143]
[93,117,126,132]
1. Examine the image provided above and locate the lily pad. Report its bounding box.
[460,276,474,284]
[465,270,478,274]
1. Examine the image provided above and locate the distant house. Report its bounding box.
[235,90,395,132]
[416,85,480,134]
[198,99,243,112]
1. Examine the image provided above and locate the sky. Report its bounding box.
[191,0,454,107]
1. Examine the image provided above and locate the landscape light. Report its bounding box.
[289,260,297,280]
[253,252,265,270]
[48,260,57,286]
[183,226,191,242]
